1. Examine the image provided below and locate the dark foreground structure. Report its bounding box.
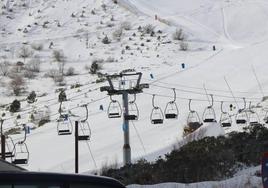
[0,159,126,188]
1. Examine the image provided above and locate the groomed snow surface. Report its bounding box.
[0,0,267,187]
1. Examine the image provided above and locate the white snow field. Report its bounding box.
[0,0,267,186]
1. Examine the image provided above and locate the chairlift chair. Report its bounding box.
[235,98,248,125]
[12,142,29,165]
[124,94,139,121]
[107,96,122,119]
[187,99,202,129]
[150,95,164,124]
[57,114,73,135]
[164,88,179,119]
[219,101,232,127]
[12,126,29,165]
[78,105,91,141]
[0,135,15,159]
[248,102,260,125]
[235,111,248,125]
[202,94,217,123]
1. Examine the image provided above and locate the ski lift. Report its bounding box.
[107,96,122,118]
[124,94,139,121]
[202,94,217,123]
[235,98,248,125]
[150,95,164,124]
[164,88,179,119]
[0,135,15,159]
[78,104,91,141]
[219,101,232,127]
[12,125,29,165]
[57,102,72,135]
[248,102,260,125]
[187,99,202,129]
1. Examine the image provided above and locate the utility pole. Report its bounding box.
[0,119,5,160]
[100,71,148,165]
[75,121,79,173]
[122,91,130,165]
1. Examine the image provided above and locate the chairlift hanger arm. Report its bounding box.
[81,105,89,122]
[220,101,225,113]
[208,94,214,108]
[188,99,193,112]
[19,124,27,144]
[171,88,176,103]
[129,94,137,104]
[239,97,246,112]
[152,94,158,109]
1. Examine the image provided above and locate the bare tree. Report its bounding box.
[9,74,26,96]
[26,56,41,72]
[53,50,66,75]
[0,60,10,76]
[173,29,185,41]
[18,46,33,63]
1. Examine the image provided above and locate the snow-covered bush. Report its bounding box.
[180,41,188,51]
[65,67,75,76]
[142,24,155,34]
[26,57,41,72]
[90,59,103,74]
[0,60,10,76]
[18,46,33,63]
[173,28,185,41]
[112,28,123,41]
[9,99,20,113]
[23,69,36,79]
[31,43,43,51]
[27,91,37,104]
[58,90,67,102]
[9,75,26,96]
[53,50,66,75]
[120,21,131,30]
[102,35,111,44]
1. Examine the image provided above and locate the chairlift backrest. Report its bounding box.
[0,136,15,159]
[78,105,91,141]
[203,106,217,123]
[202,94,216,123]
[247,102,260,125]
[57,115,72,135]
[151,107,164,124]
[150,95,164,124]
[125,101,139,121]
[78,121,91,141]
[187,99,202,129]
[220,101,232,127]
[12,127,29,165]
[164,88,179,119]
[12,142,29,165]
[235,110,248,125]
[108,99,122,118]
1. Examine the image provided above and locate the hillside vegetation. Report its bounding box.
[102,124,267,184]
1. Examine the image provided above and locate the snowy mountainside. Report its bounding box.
[0,0,267,181]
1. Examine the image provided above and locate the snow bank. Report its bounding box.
[143,123,224,162]
[178,122,225,147]
[127,175,262,188]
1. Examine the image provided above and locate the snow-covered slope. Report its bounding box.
[0,0,267,179]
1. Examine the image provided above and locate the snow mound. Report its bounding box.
[127,174,262,188]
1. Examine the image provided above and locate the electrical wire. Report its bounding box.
[131,121,146,155]
[146,79,268,95]
[142,91,259,103]
[149,83,261,102]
